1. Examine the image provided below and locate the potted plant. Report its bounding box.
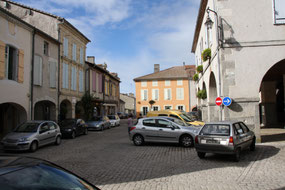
[197,89,207,100]
[193,73,199,81]
[201,48,211,62]
[197,65,203,73]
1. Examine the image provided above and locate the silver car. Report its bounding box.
[86,116,111,131]
[129,117,201,147]
[195,121,256,162]
[108,114,120,127]
[1,121,62,152]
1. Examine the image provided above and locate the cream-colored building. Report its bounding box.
[192,0,285,142]
[0,0,91,120]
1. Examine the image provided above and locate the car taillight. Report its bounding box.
[195,136,199,144]
[229,136,234,145]
[130,126,136,132]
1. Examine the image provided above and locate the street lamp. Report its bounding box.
[204,7,223,121]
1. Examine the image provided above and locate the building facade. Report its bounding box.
[134,64,196,117]
[120,93,136,115]
[191,0,285,142]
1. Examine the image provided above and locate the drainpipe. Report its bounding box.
[30,30,35,120]
[57,28,61,122]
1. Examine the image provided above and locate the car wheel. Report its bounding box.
[71,131,76,139]
[55,136,61,145]
[250,138,256,151]
[234,148,241,162]
[30,141,38,152]
[180,135,194,147]
[84,128,88,135]
[197,152,206,159]
[133,134,144,146]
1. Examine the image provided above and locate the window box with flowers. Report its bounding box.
[197,89,207,100]
[201,48,211,62]
[193,73,199,81]
[197,65,203,73]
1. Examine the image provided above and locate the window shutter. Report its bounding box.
[18,49,24,83]
[34,55,41,85]
[74,67,77,90]
[152,89,155,100]
[49,62,56,88]
[79,70,83,92]
[141,90,144,101]
[164,89,167,100]
[92,71,96,92]
[80,47,83,64]
[0,40,5,79]
[73,43,77,61]
[39,57,42,86]
[155,89,159,100]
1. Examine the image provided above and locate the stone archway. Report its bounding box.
[259,59,285,128]
[0,103,27,139]
[208,72,219,121]
[60,100,72,120]
[34,100,56,121]
[75,101,84,119]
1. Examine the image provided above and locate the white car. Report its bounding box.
[108,115,120,127]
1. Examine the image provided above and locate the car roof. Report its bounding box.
[25,120,55,124]
[205,121,241,125]
[140,116,175,120]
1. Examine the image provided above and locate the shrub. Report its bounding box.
[193,73,199,81]
[201,48,211,62]
[197,65,203,73]
[197,89,207,100]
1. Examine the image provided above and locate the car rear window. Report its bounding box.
[108,115,115,120]
[200,124,230,136]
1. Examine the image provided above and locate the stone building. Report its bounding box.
[120,93,136,115]
[191,0,285,142]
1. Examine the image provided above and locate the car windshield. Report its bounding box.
[165,118,186,126]
[200,124,230,136]
[90,117,102,121]
[108,115,115,120]
[179,114,193,122]
[14,123,39,133]
[0,163,98,190]
[60,120,76,128]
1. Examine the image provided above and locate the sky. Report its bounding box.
[15,0,200,94]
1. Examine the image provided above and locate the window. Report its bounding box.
[233,123,244,134]
[5,45,18,81]
[157,119,170,128]
[71,66,77,91]
[273,0,285,24]
[176,88,184,100]
[141,89,148,101]
[164,88,171,100]
[152,80,158,86]
[141,81,147,87]
[62,63,69,89]
[200,124,230,136]
[165,80,170,86]
[63,37,68,57]
[80,47,84,64]
[143,119,156,127]
[152,89,159,100]
[142,107,148,116]
[44,41,49,56]
[153,106,159,111]
[239,122,249,133]
[177,105,185,111]
[79,70,83,92]
[34,55,42,86]
[177,80,183,86]
[49,61,56,88]
[170,114,180,119]
[164,106,172,110]
[72,43,76,61]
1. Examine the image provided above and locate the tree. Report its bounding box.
[149,100,156,110]
[81,92,95,121]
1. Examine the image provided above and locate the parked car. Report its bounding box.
[1,121,61,152]
[129,117,201,147]
[108,114,120,127]
[59,119,88,139]
[0,156,99,189]
[194,121,256,162]
[86,116,111,131]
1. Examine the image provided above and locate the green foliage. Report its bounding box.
[81,92,95,120]
[197,89,207,100]
[193,73,199,81]
[197,65,203,73]
[149,100,156,105]
[201,48,211,62]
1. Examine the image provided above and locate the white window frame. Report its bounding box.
[177,80,183,86]
[176,105,185,111]
[164,105,173,110]
[5,45,18,81]
[176,88,184,100]
[141,89,148,101]
[152,105,160,111]
[165,80,170,86]
[141,106,149,116]
[141,81,147,87]
[152,89,159,101]
[273,0,285,24]
[164,88,172,100]
[152,80,158,86]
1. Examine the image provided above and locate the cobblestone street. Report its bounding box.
[2,119,285,190]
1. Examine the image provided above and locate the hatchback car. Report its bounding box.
[195,121,256,161]
[86,116,111,131]
[0,156,99,190]
[108,114,120,127]
[1,121,62,152]
[59,119,88,138]
[129,117,201,147]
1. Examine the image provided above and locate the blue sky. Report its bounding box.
[15,0,200,94]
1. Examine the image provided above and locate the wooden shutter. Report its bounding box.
[62,63,65,88]
[0,40,5,79]
[18,49,24,83]
[49,62,56,88]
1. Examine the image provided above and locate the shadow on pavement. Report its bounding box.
[262,133,285,143]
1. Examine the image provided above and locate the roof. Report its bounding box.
[3,0,90,42]
[191,0,208,53]
[134,66,195,81]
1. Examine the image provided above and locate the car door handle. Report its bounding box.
[159,129,163,131]
[142,127,145,129]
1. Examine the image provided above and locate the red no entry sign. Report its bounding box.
[216,97,222,106]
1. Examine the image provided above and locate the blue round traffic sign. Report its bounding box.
[223,97,232,106]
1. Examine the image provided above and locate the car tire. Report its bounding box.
[133,134,144,146]
[84,128,88,135]
[250,138,256,151]
[180,135,194,147]
[30,141,38,152]
[71,131,76,139]
[197,152,206,159]
[234,148,241,162]
[55,136,61,145]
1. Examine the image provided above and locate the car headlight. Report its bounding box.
[66,129,72,132]
[18,137,29,142]
[96,125,100,127]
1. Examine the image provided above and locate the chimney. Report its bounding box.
[154,64,160,73]
[87,56,95,64]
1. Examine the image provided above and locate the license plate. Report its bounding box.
[207,140,217,144]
